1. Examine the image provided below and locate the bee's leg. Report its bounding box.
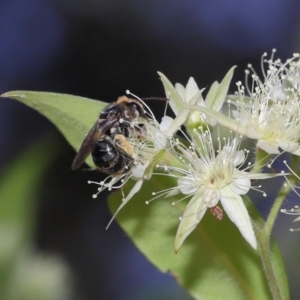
[114,134,134,157]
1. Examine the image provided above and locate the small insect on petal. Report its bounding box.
[210,205,223,220]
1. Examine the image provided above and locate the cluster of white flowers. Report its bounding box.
[90,50,300,252]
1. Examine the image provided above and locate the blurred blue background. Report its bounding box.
[1,0,300,299]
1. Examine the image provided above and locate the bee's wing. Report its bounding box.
[71,122,100,170]
[98,118,120,135]
[71,118,120,170]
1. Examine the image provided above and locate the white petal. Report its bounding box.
[159,116,174,132]
[210,66,236,112]
[131,164,147,180]
[205,81,219,108]
[178,177,197,195]
[188,89,205,106]
[220,186,257,249]
[290,147,300,156]
[106,180,143,229]
[166,109,189,136]
[154,131,167,150]
[175,194,206,252]
[245,126,262,139]
[189,105,246,135]
[185,77,199,102]
[158,71,183,116]
[165,188,181,198]
[230,176,251,195]
[202,189,220,207]
[247,172,287,180]
[257,139,280,154]
[175,83,185,101]
[233,150,245,166]
[277,139,299,153]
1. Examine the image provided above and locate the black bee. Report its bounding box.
[71,96,147,175]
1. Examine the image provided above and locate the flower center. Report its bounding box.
[202,161,234,190]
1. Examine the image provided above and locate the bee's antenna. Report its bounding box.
[141,97,169,102]
[141,97,170,118]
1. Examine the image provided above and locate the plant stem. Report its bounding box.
[255,225,284,300]
[256,172,298,300]
[264,180,294,237]
[252,147,270,173]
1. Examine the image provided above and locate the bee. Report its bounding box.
[91,134,135,175]
[71,96,147,174]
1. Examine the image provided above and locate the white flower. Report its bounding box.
[158,66,235,128]
[154,130,283,252]
[192,53,300,156]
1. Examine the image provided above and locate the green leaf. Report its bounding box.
[0,139,60,294]
[0,138,59,240]
[108,177,279,300]
[2,91,106,167]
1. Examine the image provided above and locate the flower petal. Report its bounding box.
[165,188,181,198]
[185,77,199,102]
[158,71,183,116]
[154,131,167,150]
[178,177,197,195]
[209,66,236,112]
[189,105,247,135]
[230,176,251,195]
[290,147,300,156]
[205,81,219,108]
[257,139,280,154]
[202,189,220,207]
[175,83,185,101]
[245,126,262,139]
[159,116,174,132]
[220,186,257,249]
[277,139,299,153]
[233,150,245,166]
[131,164,147,180]
[165,108,189,136]
[175,194,206,252]
[246,172,288,180]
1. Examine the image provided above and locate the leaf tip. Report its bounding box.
[1,91,26,99]
[1,92,9,97]
[157,71,165,79]
[174,238,183,254]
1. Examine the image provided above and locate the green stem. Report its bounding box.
[252,147,270,173]
[255,156,299,300]
[255,225,283,300]
[264,180,294,237]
